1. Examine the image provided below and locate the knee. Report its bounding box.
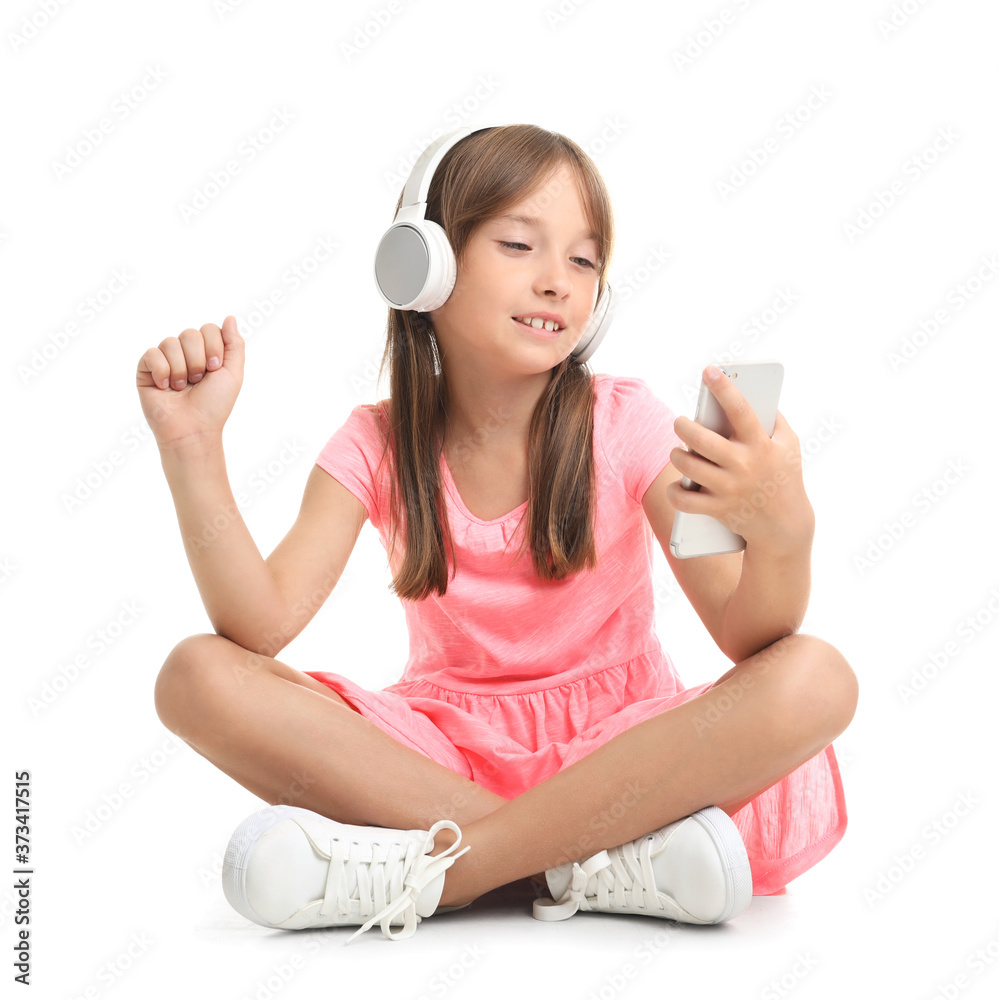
[154,633,233,735]
[767,633,859,744]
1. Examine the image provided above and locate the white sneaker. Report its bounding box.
[532,805,752,925]
[222,805,470,943]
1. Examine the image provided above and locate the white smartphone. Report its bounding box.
[669,360,784,559]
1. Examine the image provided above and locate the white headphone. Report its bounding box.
[373,125,614,363]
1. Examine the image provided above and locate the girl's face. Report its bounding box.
[430,163,602,376]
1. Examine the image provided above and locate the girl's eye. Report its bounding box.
[500,242,597,270]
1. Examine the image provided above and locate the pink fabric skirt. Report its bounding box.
[305,652,846,897]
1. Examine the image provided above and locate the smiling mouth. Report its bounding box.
[513,316,564,332]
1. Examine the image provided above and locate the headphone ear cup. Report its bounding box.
[414,219,457,312]
[571,284,614,363]
[374,218,456,312]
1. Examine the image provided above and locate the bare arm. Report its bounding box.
[140,317,366,657]
[159,436,368,657]
[159,435,290,655]
[716,510,813,663]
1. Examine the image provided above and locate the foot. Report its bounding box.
[222,805,470,942]
[532,805,752,925]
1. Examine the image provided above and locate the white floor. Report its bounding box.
[34,749,997,999]
[138,829,999,999]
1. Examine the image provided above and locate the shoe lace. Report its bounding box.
[294,819,469,944]
[534,833,690,921]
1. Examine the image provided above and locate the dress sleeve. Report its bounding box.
[314,404,390,530]
[597,375,684,504]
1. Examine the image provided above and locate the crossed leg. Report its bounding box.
[154,631,858,909]
[154,633,510,832]
[436,632,858,906]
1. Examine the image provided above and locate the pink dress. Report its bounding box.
[307,374,847,896]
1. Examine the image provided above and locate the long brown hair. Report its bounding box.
[374,125,615,602]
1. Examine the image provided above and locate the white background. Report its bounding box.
[3,0,998,997]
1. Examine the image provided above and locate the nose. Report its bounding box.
[534,252,572,299]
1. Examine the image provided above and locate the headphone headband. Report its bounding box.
[373,123,613,362]
[398,126,495,214]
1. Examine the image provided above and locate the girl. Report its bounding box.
[137,124,857,945]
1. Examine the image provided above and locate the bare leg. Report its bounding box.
[436,634,858,907]
[154,634,509,832]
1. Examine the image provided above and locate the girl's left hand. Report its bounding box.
[665,365,814,555]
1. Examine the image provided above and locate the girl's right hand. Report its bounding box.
[136,315,245,450]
